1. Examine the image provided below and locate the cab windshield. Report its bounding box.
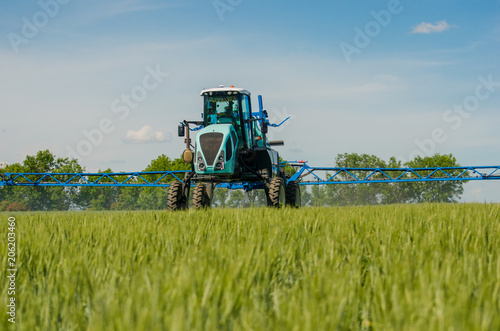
[203,93,245,148]
[204,95,240,126]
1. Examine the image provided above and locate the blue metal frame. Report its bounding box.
[0,171,189,187]
[283,162,500,185]
[2,162,500,188]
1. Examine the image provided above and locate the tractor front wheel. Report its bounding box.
[286,181,301,208]
[192,183,211,209]
[167,181,187,211]
[267,177,286,208]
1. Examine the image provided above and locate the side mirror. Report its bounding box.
[261,121,268,134]
[178,124,185,137]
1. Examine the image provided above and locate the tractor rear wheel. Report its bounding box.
[286,181,301,208]
[192,183,211,209]
[167,181,187,211]
[267,177,286,208]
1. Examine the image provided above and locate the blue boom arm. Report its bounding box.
[0,171,189,187]
[284,162,500,185]
[1,162,499,188]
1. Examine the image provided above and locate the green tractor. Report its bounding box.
[167,85,301,210]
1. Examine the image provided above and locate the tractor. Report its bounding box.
[167,85,301,210]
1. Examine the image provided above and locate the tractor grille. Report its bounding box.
[199,132,224,166]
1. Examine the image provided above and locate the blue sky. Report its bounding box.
[1,0,499,201]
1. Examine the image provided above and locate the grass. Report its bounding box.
[1,204,499,330]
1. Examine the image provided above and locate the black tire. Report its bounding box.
[167,181,187,211]
[286,181,301,208]
[192,183,211,209]
[267,177,286,208]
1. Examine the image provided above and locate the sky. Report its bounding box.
[0,0,499,201]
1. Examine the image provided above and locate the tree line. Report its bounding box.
[0,150,465,211]
[300,153,465,206]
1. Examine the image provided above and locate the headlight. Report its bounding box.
[214,151,225,170]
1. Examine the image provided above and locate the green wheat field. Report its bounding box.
[1,204,500,330]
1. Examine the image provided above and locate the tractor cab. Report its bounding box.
[178,86,281,184]
[191,86,255,176]
[201,86,253,150]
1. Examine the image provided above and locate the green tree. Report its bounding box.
[309,185,326,206]
[212,187,229,207]
[0,150,84,211]
[111,154,191,210]
[403,154,465,203]
[227,190,246,208]
[323,153,388,206]
[137,187,169,210]
[319,153,465,206]
[76,169,119,210]
[140,154,190,209]
[246,189,266,207]
[111,187,142,210]
[144,154,191,173]
[379,157,411,204]
[1,151,194,211]
[300,186,313,206]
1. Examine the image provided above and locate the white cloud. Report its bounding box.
[412,21,453,34]
[0,161,7,169]
[122,125,171,144]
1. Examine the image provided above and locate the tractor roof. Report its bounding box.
[200,86,251,96]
